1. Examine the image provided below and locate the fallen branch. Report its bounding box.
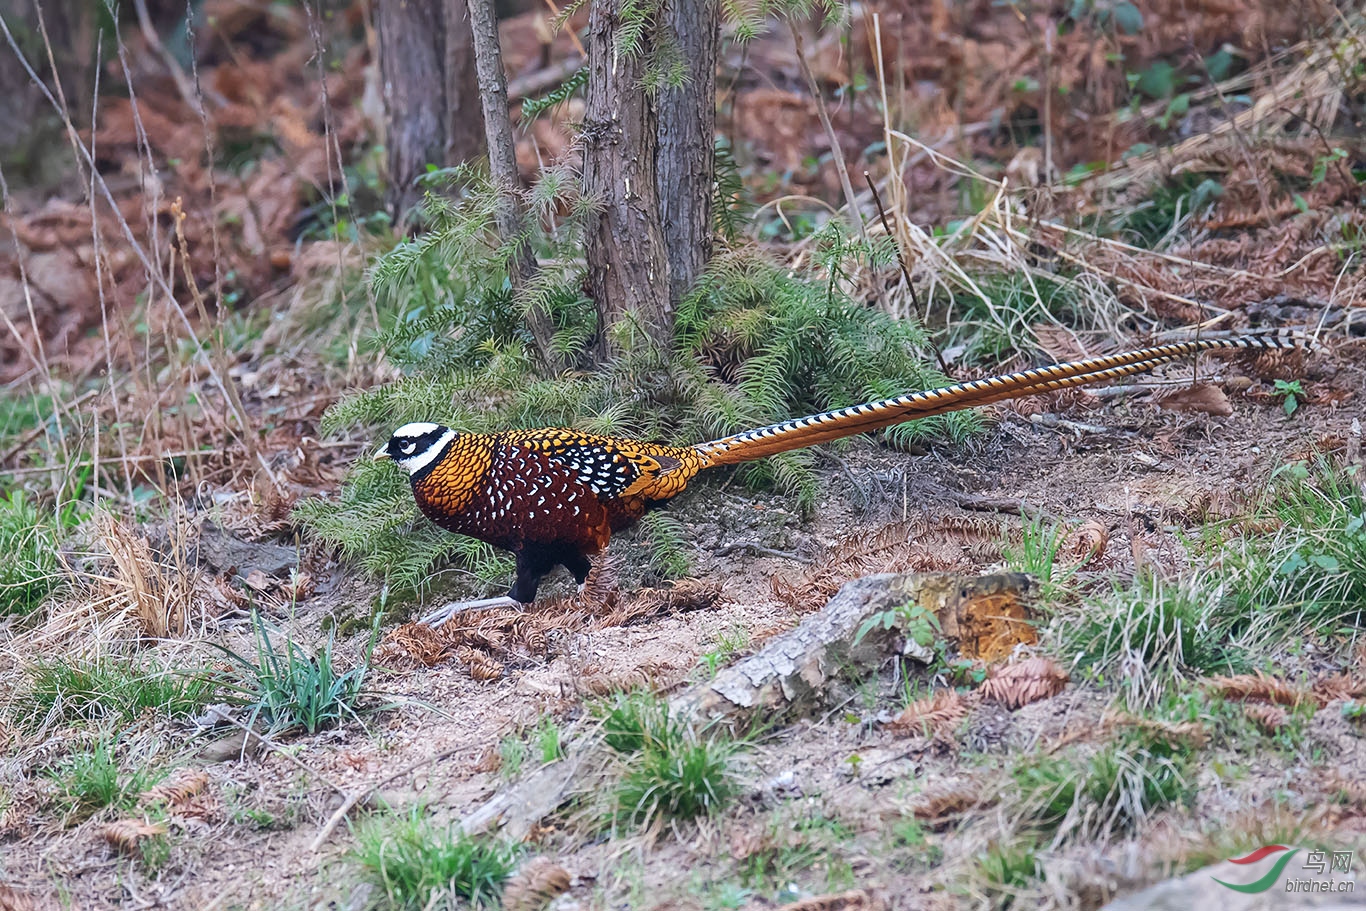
[456,571,1039,837]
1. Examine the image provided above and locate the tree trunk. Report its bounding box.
[582,0,672,360]
[377,0,446,219]
[655,0,718,310]
[377,0,484,222]
[466,0,560,371]
[444,0,485,165]
[0,0,95,188]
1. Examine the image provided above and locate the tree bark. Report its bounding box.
[0,0,95,187]
[655,0,718,309]
[582,0,672,360]
[444,0,486,166]
[466,0,560,371]
[377,0,484,222]
[377,0,447,220]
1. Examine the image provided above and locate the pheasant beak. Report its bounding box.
[372,445,391,462]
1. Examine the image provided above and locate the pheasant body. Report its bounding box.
[375,335,1304,602]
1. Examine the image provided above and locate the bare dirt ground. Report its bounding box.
[4,339,1362,910]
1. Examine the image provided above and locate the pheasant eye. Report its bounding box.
[400,440,417,454]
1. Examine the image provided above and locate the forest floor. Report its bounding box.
[3,0,1366,909]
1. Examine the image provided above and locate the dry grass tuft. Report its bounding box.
[501,856,572,911]
[979,657,1069,710]
[98,514,199,639]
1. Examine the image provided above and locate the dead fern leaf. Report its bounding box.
[773,888,886,911]
[889,689,973,739]
[473,746,501,774]
[1244,703,1290,735]
[979,657,1069,709]
[458,647,504,683]
[101,819,167,856]
[911,782,986,827]
[139,769,208,809]
[1102,711,1210,750]
[1206,671,1310,707]
[501,856,572,911]
[1063,519,1109,565]
[574,663,666,697]
[0,884,37,911]
[378,622,455,667]
[1313,673,1366,705]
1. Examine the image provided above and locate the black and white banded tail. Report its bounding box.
[693,334,1306,467]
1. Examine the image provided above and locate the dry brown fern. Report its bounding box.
[0,884,37,911]
[979,657,1069,710]
[1205,671,1310,707]
[910,781,987,827]
[501,857,572,911]
[139,769,209,809]
[101,819,167,856]
[889,689,974,740]
[773,889,886,911]
[1102,711,1210,750]
[1313,673,1366,705]
[458,647,505,683]
[1244,703,1290,735]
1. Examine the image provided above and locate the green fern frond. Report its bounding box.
[638,511,692,579]
[522,66,589,120]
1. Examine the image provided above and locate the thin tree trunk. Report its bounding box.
[377,0,447,220]
[0,0,94,186]
[444,0,485,166]
[655,0,718,310]
[466,0,560,371]
[582,0,672,360]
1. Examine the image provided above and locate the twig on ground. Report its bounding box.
[787,19,863,238]
[309,746,466,852]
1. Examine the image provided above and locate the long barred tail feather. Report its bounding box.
[692,334,1306,468]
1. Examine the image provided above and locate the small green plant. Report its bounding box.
[46,739,160,820]
[1272,379,1305,416]
[975,841,1040,909]
[351,808,518,909]
[215,611,376,734]
[1010,729,1192,839]
[534,716,563,764]
[698,625,749,677]
[498,734,527,780]
[854,600,942,650]
[13,659,216,731]
[0,489,64,616]
[1003,514,1075,600]
[598,691,741,828]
